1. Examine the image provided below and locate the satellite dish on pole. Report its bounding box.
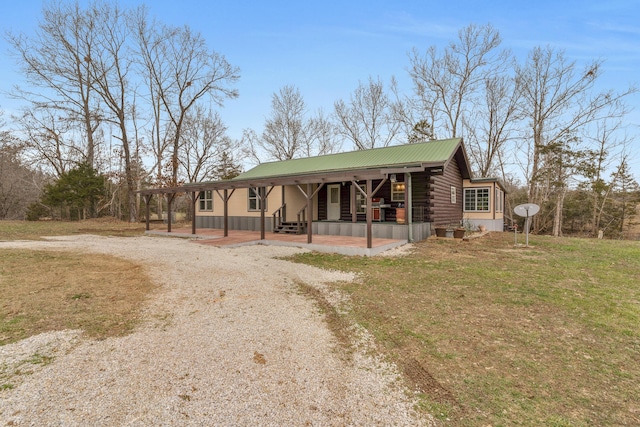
[513,203,540,247]
[514,203,540,218]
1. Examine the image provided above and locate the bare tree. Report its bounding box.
[5,1,241,221]
[408,23,508,139]
[515,46,636,232]
[263,85,306,160]
[243,85,336,162]
[134,11,171,187]
[179,105,235,182]
[584,119,632,236]
[82,2,140,222]
[0,111,47,219]
[135,14,239,185]
[333,76,400,150]
[305,108,341,157]
[463,73,520,176]
[6,1,102,168]
[389,77,436,144]
[16,109,81,176]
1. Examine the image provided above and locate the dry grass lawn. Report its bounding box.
[0,217,162,241]
[0,249,156,345]
[0,219,159,346]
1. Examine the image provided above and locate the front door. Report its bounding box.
[327,184,341,220]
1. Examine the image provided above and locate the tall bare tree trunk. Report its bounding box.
[552,188,566,237]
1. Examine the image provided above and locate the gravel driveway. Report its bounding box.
[0,235,432,426]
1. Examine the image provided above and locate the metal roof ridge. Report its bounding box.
[235,138,461,168]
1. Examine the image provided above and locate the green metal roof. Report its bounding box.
[233,138,463,181]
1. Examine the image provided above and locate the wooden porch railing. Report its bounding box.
[412,204,428,222]
[272,203,286,230]
[296,205,307,234]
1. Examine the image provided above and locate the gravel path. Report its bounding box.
[0,235,432,426]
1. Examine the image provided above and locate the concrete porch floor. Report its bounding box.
[145,228,407,256]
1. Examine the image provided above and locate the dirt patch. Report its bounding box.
[398,352,459,407]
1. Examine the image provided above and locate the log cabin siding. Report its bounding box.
[409,172,431,222]
[431,159,463,226]
[317,185,327,221]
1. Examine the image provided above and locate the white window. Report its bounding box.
[391,182,405,202]
[199,190,213,211]
[450,186,457,204]
[464,188,490,212]
[248,187,266,211]
[495,188,503,213]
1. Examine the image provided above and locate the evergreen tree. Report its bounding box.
[42,163,106,220]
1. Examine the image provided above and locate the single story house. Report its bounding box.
[140,138,506,248]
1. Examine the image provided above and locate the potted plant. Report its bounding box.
[453,227,466,239]
[434,224,447,237]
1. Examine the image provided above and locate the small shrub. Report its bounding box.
[25,202,50,221]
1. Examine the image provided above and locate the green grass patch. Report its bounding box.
[289,233,640,426]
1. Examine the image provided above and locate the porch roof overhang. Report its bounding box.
[139,138,470,196]
[138,163,440,195]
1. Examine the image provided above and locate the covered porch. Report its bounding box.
[139,170,435,251]
[145,227,407,257]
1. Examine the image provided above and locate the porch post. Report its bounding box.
[366,179,372,249]
[260,186,266,240]
[191,192,198,235]
[281,185,286,221]
[406,173,413,242]
[223,189,229,237]
[166,194,173,233]
[144,194,152,231]
[307,183,313,244]
[216,188,235,238]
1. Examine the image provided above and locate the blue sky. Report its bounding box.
[1,0,639,176]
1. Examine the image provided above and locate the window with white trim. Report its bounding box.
[464,188,490,212]
[391,182,405,202]
[495,188,503,213]
[248,187,266,211]
[199,190,213,211]
[450,186,457,204]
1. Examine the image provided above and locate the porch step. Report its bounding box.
[273,221,306,234]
